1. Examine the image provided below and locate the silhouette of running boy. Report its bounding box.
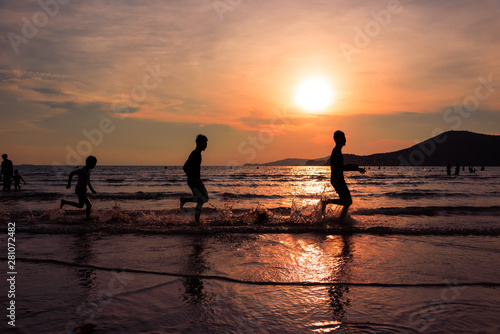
[180,135,209,223]
[60,156,97,218]
[12,170,26,191]
[321,131,366,222]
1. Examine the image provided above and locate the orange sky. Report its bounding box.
[1,0,500,165]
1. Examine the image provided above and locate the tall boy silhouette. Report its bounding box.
[1,154,14,191]
[180,135,209,223]
[322,130,366,222]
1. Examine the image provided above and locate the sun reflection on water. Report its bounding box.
[257,234,351,283]
[311,320,342,332]
[251,233,353,328]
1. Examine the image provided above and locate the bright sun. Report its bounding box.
[294,77,335,113]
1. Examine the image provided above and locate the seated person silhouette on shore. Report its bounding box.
[321,130,366,222]
[1,154,14,191]
[60,156,97,218]
[180,135,209,224]
[12,170,26,191]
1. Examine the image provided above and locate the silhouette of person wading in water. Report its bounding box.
[180,135,209,224]
[13,170,27,191]
[1,154,14,191]
[321,130,366,222]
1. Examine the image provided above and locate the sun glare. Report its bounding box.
[294,77,335,113]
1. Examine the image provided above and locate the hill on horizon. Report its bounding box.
[245,131,500,167]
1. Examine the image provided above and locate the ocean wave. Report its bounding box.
[105,178,125,183]
[353,206,500,216]
[0,192,61,201]
[97,192,174,200]
[0,191,187,201]
[162,178,183,184]
[219,192,285,199]
[3,206,500,236]
[10,257,500,288]
[0,190,294,202]
[383,191,467,199]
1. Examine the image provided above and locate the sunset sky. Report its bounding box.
[1,0,500,166]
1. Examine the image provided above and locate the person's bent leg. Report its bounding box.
[84,196,92,218]
[192,182,209,223]
[333,182,352,222]
[195,203,203,223]
[60,199,85,209]
[63,188,88,215]
[338,195,352,222]
[180,196,194,210]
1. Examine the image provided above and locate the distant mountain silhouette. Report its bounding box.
[245,158,312,167]
[246,131,500,166]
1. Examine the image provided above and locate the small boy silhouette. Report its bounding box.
[1,154,14,191]
[180,135,209,223]
[321,130,366,222]
[12,170,26,191]
[60,156,97,218]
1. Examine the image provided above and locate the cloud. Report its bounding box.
[0,69,69,82]
[310,134,332,145]
[32,87,65,95]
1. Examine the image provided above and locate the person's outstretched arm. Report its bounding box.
[66,170,77,189]
[344,164,366,174]
[88,180,96,194]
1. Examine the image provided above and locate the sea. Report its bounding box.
[1,165,499,333]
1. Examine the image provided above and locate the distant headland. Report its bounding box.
[244,131,500,167]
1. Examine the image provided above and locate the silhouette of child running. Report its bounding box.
[322,130,366,222]
[60,156,97,218]
[180,135,209,223]
[12,170,26,191]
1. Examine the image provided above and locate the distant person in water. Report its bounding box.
[180,135,209,224]
[60,156,97,218]
[455,163,460,175]
[1,154,14,191]
[12,170,26,191]
[321,131,366,222]
[447,163,452,176]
